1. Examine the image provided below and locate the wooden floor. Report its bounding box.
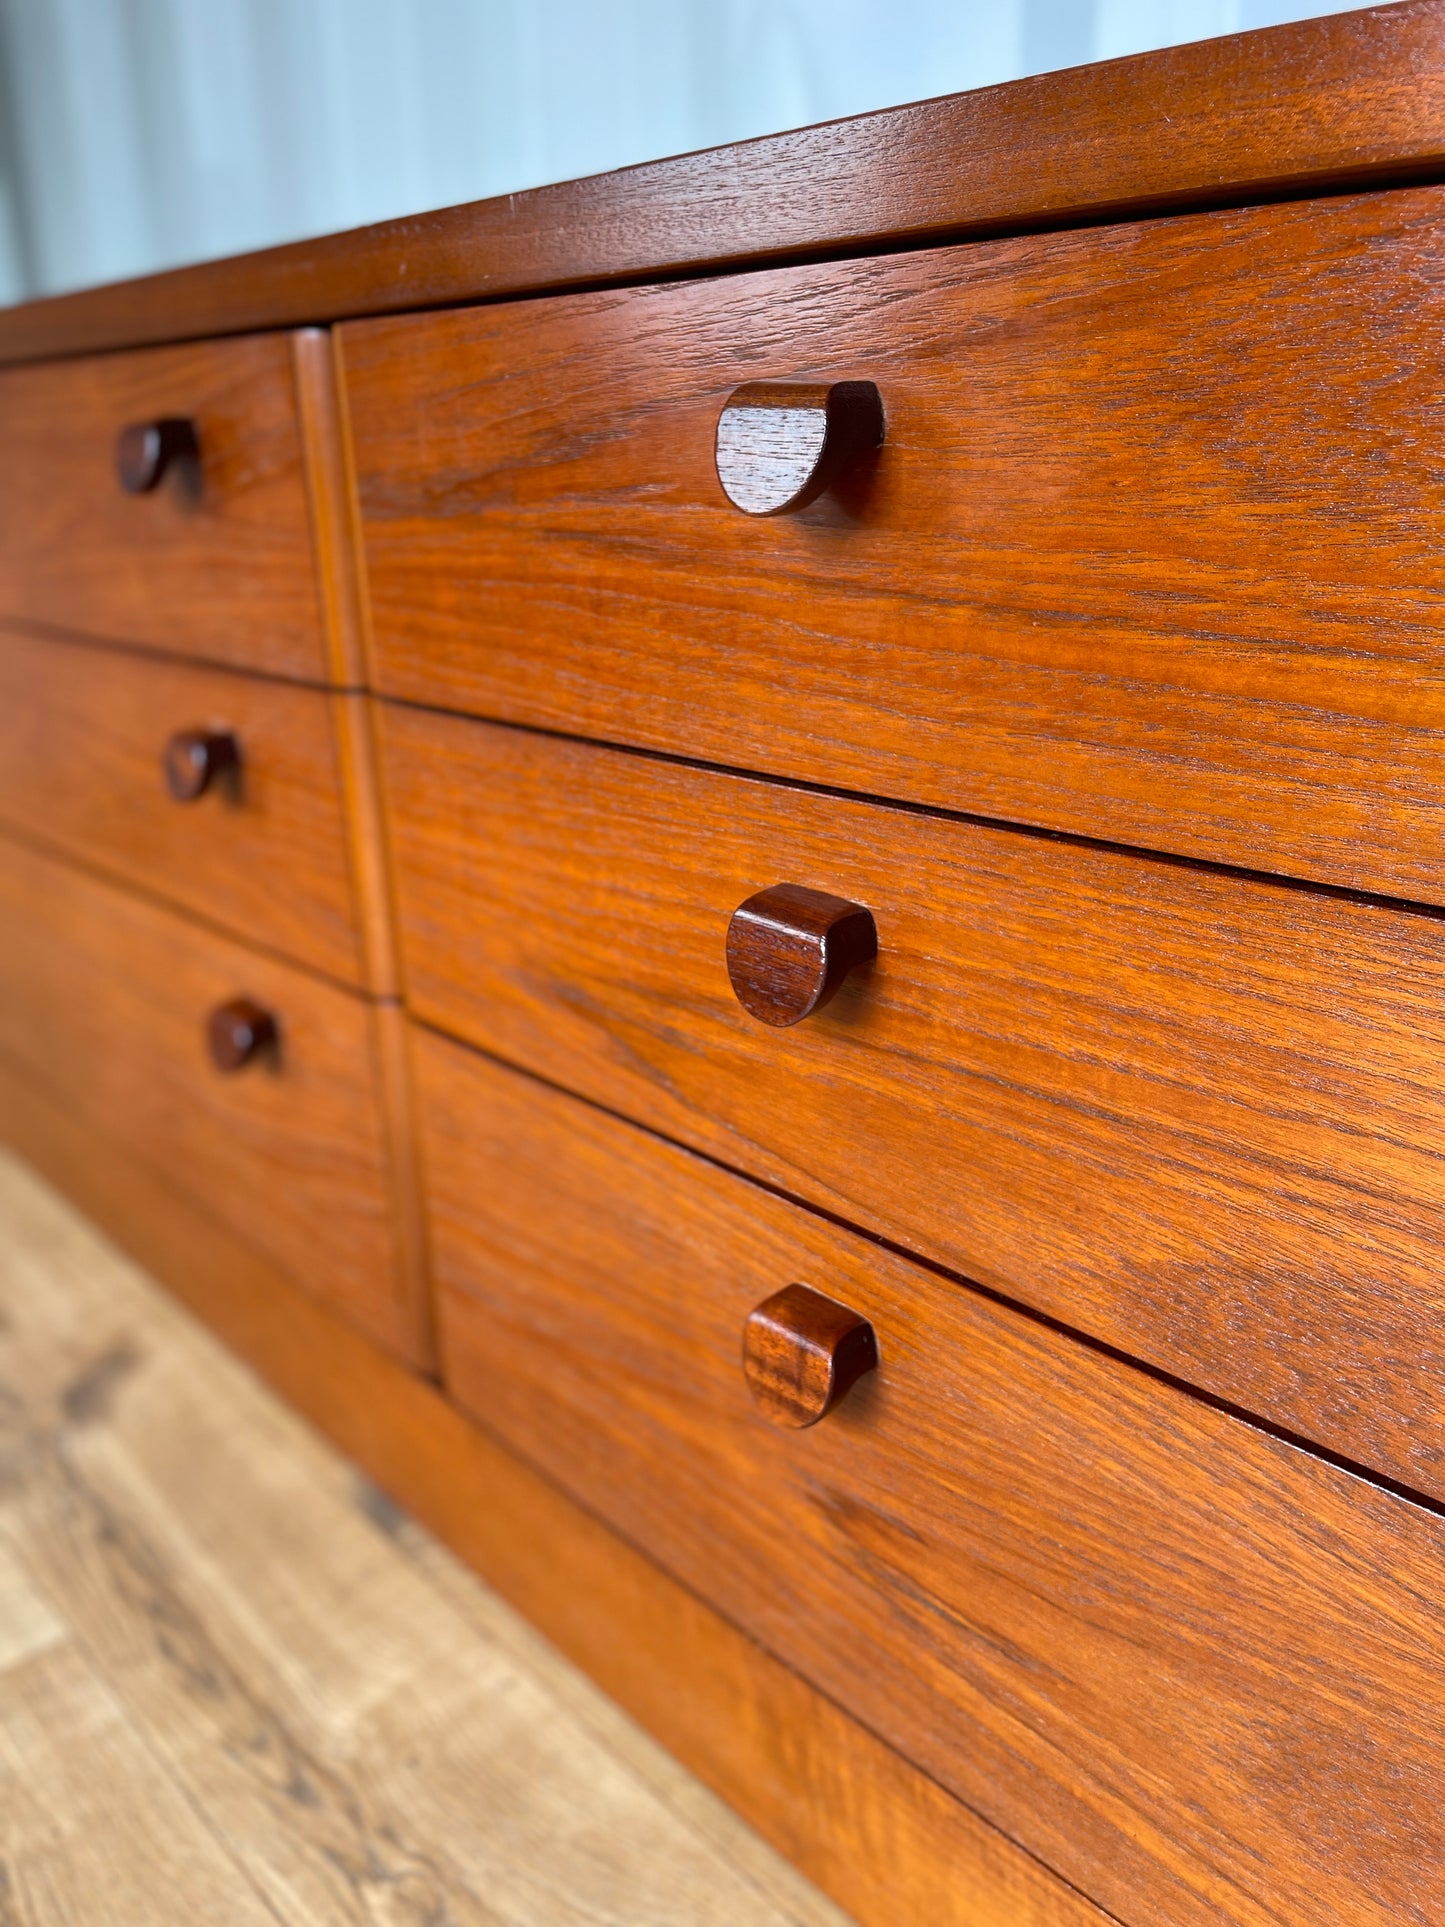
[0,1148,848,1927]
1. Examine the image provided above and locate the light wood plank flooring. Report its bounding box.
[0,1148,849,1927]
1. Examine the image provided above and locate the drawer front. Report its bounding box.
[422,1033,1445,1927]
[0,627,364,984]
[347,185,1445,906]
[0,334,326,679]
[383,708,1445,1499]
[0,835,410,1358]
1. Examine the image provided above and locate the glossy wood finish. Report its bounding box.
[0,335,326,680]
[741,1284,878,1427]
[382,710,1445,1498]
[0,832,421,1364]
[0,626,366,985]
[715,382,884,515]
[726,883,877,1026]
[0,1058,1108,1927]
[6,1,1445,364]
[423,1032,1445,1927]
[351,183,1445,906]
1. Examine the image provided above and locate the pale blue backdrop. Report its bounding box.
[0,0,1364,303]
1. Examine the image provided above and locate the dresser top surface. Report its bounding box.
[2,0,1443,368]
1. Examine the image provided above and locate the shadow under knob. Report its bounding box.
[207,998,277,1073]
[715,380,883,515]
[743,1284,878,1428]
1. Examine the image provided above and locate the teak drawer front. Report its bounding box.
[0,834,412,1360]
[384,709,1445,1500]
[0,627,364,984]
[348,184,1445,906]
[422,1034,1445,1927]
[0,334,326,680]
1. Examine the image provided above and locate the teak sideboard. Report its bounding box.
[7,7,1445,1920]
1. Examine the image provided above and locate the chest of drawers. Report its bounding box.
[6,8,1445,1922]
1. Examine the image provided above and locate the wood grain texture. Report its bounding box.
[381,709,1445,1498]
[0,1075,1107,1927]
[0,1154,845,1927]
[0,832,419,1365]
[421,1030,1445,1927]
[714,381,883,515]
[741,1284,879,1428]
[726,884,878,1028]
[5,0,1445,362]
[0,335,327,680]
[0,625,367,985]
[352,183,1445,905]
[0,1638,283,1926]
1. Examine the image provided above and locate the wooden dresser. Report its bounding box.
[7,7,1445,1919]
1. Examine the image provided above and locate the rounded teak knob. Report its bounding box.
[116,417,199,493]
[743,1284,878,1428]
[164,729,239,802]
[726,883,877,1027]
[715,380,884,515]
[207,998,277,1073]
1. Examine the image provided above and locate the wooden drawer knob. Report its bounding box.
[726,883,877,1027]
[743,1284,878,1428]
[116,417,199,493]
[164,729,239,802]
[206,998,277,1073]
[715,380,884,515]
